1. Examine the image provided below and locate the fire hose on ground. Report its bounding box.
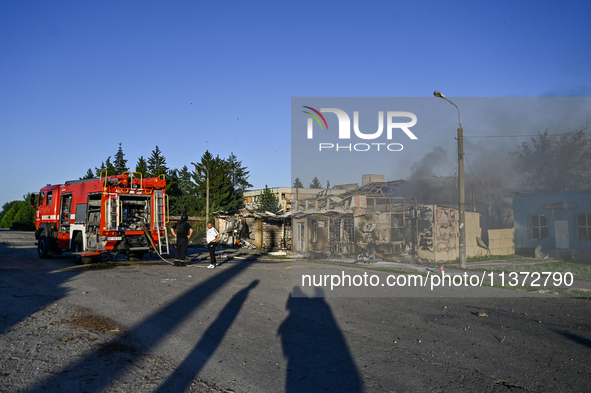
[141,222,173,265]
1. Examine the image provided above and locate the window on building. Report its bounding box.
[576,213,591,241]
[530,214,548,240]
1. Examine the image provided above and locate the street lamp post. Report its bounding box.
[191,162,209,224]
[433,91,467,269]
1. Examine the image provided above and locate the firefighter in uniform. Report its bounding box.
[171,214,193,267]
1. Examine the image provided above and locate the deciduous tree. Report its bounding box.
[511,124,591,192]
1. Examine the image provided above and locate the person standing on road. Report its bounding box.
[206,221,220,268]
[170,214,193,267]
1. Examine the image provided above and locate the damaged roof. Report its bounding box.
[213,208,291,219]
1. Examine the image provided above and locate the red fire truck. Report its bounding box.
[32,172,169,263]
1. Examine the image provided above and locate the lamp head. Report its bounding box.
[433,90,445,98]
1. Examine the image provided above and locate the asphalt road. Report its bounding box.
[1,229,590,392]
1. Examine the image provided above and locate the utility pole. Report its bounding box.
[434,91,467,268]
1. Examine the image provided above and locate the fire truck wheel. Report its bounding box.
[74,235,93,265]
[37,236,52,259]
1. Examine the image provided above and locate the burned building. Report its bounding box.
[292,181,484,262]
[214,208,291,250]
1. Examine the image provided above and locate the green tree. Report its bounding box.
[309,177,322,189]
[0,194,35,230]
[177,165,193,195]
[254,185,281,213]
[192,151,242,220]
[113,142,129,174]
[81,168,95,180]
[12,194,36,230]
[94,162,105,178]
[167,165,200,216]
[0,200,19,227]
[0,201,18,228]
[511,124,591,192]
[95,156,116,177]
[228,152,253,192]
[147,146,168,177]
[135,156,148,177]
[293,178,303,188]
[0,203,18,228]
[165,168,186,216]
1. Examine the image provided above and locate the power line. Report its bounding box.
[464,154,502,204]
[464,132,591,139]
[465,153,510,160]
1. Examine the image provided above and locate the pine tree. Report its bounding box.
[165,168,184,215]
[147,146,168,177]
[95,157,116,177]
[174,165,199,217]
[177,165,193,195]
[254,185,281,213]
[228,152,252,208]
[105,156,116,176]
[81,168,95,180]
[113,142,129,174]
[326,180,330,189]
[192,151,242,219]
[135,156,148,177]
[228,153,253,192]
[309,177,322,189]
[293,178,303,188]
[94,161,106,177]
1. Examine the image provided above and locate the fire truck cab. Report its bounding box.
[33,173,169,264]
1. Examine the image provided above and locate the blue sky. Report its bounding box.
[1,1,590,205]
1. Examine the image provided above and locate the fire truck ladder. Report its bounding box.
[154,191,169,255]
[107,197,118,231]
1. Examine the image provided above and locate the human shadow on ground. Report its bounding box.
[0,238,80,336]
[278,287,363,392]
[554,329,591,349]
[154,280,259,392]
[26,261,251,393]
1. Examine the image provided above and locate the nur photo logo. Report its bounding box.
[302,106,418,152]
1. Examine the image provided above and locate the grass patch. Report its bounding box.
[455,254,527,263]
